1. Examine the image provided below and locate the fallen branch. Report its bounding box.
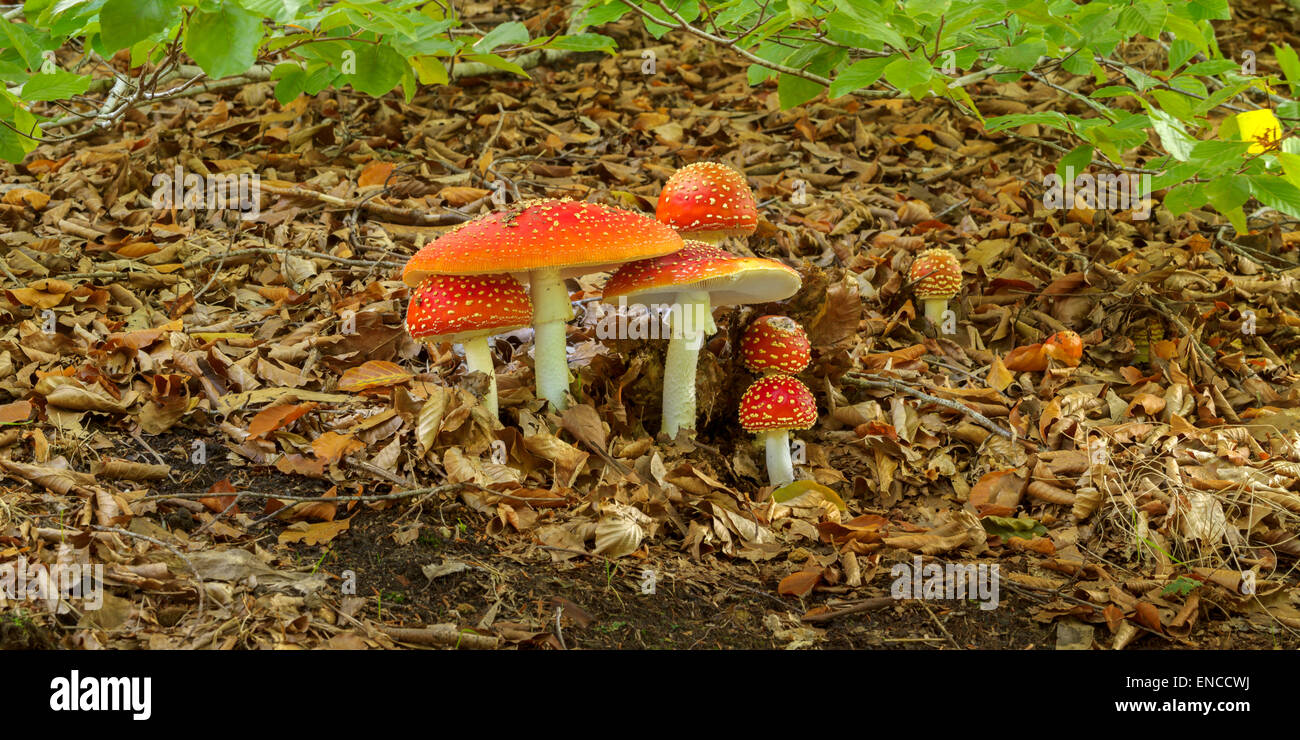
[376,624,499,649]
[843,373,1020,443]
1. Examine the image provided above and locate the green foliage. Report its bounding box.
[0,0,615,152]
[574,0,1300,230]
[4,0,1300,231]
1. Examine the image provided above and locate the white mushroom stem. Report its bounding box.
[462,336,499,418]
[922,297,950,327]
[529,267,573,411]
[661,289,716,438]
[763,429,795,488]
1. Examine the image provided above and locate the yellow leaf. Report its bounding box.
[338,360,412,392]
[987,356,1015,391]
[1236,109,1282,154]
[771,480,847,511]
[278,518,351,545]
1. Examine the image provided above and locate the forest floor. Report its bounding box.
[2,0,1300,650]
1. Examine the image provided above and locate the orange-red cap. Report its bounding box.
[405,274,532,343]
[402,199,684,286]
[738,374,817,432]
[601,241,799,306]
[907,248,962,300]
[740,315,811,374]
[656,162,758,241]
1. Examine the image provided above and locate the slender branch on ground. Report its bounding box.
[843,373,1020,442]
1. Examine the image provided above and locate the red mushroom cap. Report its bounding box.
[908,248,962,300]
[1043,330,1084,367]
[656,162,759,241]
[402,198,684,286]
[602,241,800,306]
[740,315,811,375]
[738,375,817,432]
[405,274,532,344]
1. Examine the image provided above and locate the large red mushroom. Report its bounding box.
[602,242,801,437]
[404,199,684,411]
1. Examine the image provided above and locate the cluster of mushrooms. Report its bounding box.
[400,162,818,487]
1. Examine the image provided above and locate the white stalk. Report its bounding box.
[661,289,715,438]
[462,335,498,417]
[923,298,948,327]
[529,267,573,411]
[764,429,795,487]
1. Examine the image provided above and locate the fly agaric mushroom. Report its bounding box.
[908,248,962,327]
[740,315,810,375]
[403,199,683,411]
[602,242,801,437]
[656,162,759,245]
[739,374,817,487]
[405,274,531,417]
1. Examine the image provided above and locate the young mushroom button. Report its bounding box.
[656,162,759,245]
[738,374,817,488]
[908,248,962,328]
[740,315,811,375]
[402,198,684,411]
[405,274,532,418]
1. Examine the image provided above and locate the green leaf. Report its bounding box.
[1117,0,1167,39]
[881,55,931,94]
[1161,575,1201,597]
[19,69,90,101]
[1205,174,1252,211]
[578,0,631,28]
[1148,109,1195,162]
[828,56,891,99]
[184,4,263,78]
[981,515,1047,540]
[461,52,529,79]
[1056,144,1094,181]
[993,37,1047,70]
[344,43,409,95]
[99,0,178,53]
[1274,44,1300,98]
[412,55,448,85]
[831,7,906,50]
[271,62,306,104]
[777,72,822,109]
[474,21,529,53]
[1249,175,1300,219]
[1161,182,1207,216]
[1183,59,1242,76]
[545,33,616,53]
[1168,39,1197,71]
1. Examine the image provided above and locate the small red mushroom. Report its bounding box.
[908,249,962,328]
[656,162,759,245]
[740,315,811,375]
[739,374,817,487]
[406,274,532,417]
